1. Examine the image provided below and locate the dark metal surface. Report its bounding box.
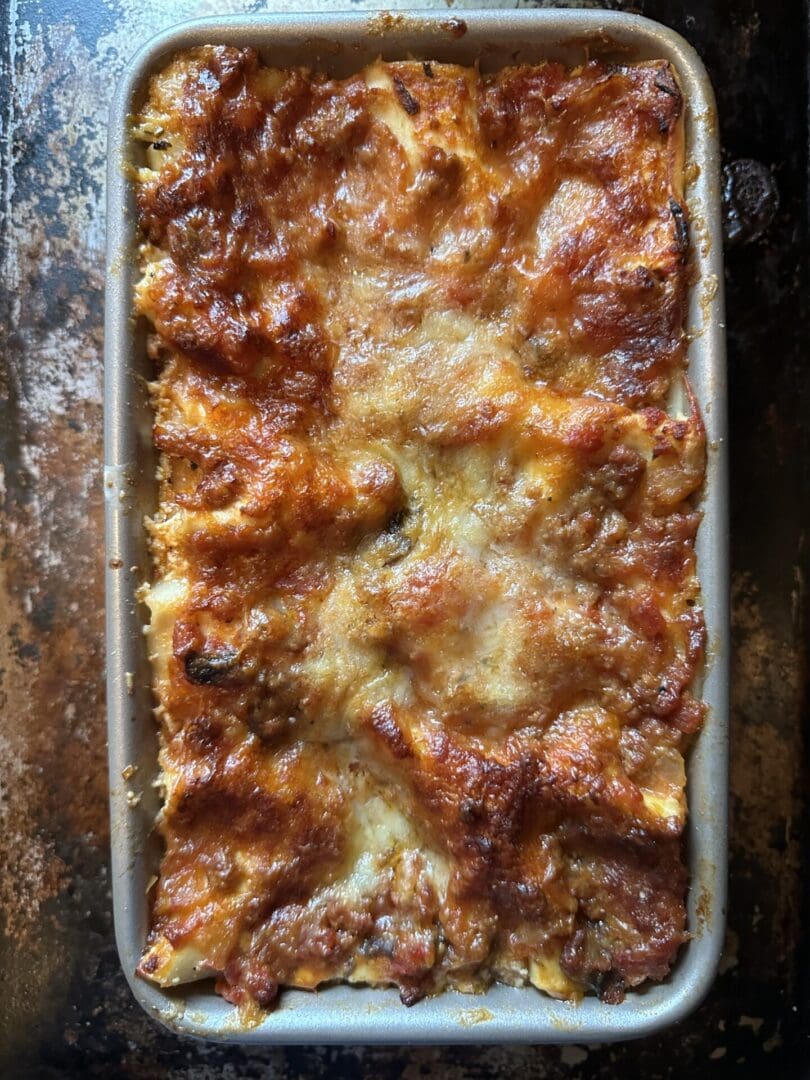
[0,0,807,1076]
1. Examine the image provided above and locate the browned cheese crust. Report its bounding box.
[133,46,705,1011]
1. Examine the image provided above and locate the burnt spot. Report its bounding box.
[468,834,494,857]
[399,980,429,1007]
[383,508,407,535]
[422,61,434,79]
[625,265,658,291]
[595,970,626,1004]
[376,505,417,566]
[184,647,240,685]
[392,75,420,116]
[654,66,680,98]
[646,64,682,134]
[669,198,689,257]
[360,935,396,959]
[459,797,482,824]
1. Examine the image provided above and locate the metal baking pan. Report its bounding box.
[104,8,728,1045]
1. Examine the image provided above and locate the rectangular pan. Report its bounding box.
[104,8,728,1045]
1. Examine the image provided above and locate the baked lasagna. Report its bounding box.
[133,46,705,1011]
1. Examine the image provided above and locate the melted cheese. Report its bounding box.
[133,47,703,1012]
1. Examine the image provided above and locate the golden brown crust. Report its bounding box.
[133,46,704,1010]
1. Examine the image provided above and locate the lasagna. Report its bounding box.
[133,46,705,1011]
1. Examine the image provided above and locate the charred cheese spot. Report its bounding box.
[135,48,702,1012]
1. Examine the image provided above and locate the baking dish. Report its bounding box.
[104,8,728,1044]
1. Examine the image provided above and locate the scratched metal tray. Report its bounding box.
[104,8,728,1045]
